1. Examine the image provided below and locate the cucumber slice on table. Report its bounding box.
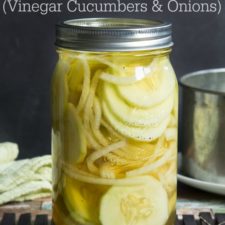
[100,176,168,225]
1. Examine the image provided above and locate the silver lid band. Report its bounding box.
[56,18,173,52]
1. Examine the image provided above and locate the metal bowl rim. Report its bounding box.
[179,68,225,96]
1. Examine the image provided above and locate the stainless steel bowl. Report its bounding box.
[180,68,225,184]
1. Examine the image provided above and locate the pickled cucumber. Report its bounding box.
[116,58,175,108]
[52,51,178,225]
[103,82,174,127]
[63,176,104,224]
[64,103,87,163]
[100,176,168,225]
[102,100,170,142]
[51,59,69,131]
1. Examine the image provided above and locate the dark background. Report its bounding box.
[0,0,224,159]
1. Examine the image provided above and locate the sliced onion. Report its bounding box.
[83,71,106,149]
[76,57,90,112]
[63,53,122,71]
[93,97,101,129]
[86,141,126,174]
[126,143,176,177]
[63,165,151,186]
[99,58,157,85]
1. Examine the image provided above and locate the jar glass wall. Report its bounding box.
[51,18,178,225]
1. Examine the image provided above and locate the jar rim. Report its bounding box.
[55,18,173,52]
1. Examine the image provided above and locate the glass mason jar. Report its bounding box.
[51,18,178,225]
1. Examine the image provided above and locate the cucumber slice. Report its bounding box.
[64,103,87,163]
[68,60,84,90]
[51,60,69,131]
[63,177,103,224]
[102,101,170,142]
[103,83,174,127]
[100,176,168,225]
[117,57,176,108]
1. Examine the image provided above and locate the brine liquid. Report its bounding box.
[52,50,178,225]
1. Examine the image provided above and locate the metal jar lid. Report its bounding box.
[56,18,173,52]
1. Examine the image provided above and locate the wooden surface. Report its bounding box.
[0,182,225,224]
[0,198,51,221]
[0,212,225,225]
